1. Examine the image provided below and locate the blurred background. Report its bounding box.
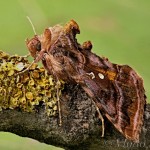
[0,0,149,149]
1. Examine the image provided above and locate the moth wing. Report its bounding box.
[81,53,146,142]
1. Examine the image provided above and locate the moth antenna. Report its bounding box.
[26,16,37,35]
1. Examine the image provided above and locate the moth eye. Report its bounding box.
[36,42,41,51]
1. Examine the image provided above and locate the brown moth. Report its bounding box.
[24,19,146,142]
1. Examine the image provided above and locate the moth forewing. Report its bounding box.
[25,19,146,142]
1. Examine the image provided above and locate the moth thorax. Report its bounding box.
[49,25,63,46]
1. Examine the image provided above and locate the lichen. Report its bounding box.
[0,50,64,116]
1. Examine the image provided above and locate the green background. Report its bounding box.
[0,0,149,149]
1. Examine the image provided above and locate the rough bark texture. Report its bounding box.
[0,84,149,150]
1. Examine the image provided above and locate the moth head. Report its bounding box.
[26,35,41,58]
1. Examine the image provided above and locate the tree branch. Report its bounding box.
[0,51,150,150]
[0,84,150,150]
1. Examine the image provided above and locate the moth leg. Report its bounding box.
[92,100,105,137]
[16,50,45,75]
[56,80,62,126]
[16,60,36,75]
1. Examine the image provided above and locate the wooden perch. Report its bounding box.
[0,51,149,150]
[0,84,150,150]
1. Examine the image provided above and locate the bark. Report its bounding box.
[0,84,149,150]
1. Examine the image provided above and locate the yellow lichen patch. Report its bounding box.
[0,50,64,117]
[29,63,38,70]
[19,97,26,105]
[17,83,23,88]
[53,105,57,111]
[28,78,35,86]
[26,92,33,100]
[14,62,24,71]
[8,69,15,76]
[31,70,40,78]
[9,97,18,109]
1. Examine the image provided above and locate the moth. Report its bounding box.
[23,19,146,142]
